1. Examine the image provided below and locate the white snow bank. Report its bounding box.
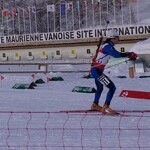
[129,38,150,54]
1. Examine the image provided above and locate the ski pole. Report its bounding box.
[109,57,124,63]
[105,59,129,69]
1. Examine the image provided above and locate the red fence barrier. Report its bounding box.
[0,111,150,150]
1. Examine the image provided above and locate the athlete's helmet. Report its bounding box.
[106,29,119,38]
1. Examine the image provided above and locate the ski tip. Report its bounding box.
[115,112,129,117]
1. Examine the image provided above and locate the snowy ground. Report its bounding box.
[0,58,150,150]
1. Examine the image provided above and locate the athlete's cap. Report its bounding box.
[106,29,119,38]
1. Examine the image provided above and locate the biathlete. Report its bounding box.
[91,29,137,114]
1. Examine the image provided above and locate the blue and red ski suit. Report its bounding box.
[91,40,127,106]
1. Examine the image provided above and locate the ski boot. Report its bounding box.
[102,104,117,115]
[91,102,102,112]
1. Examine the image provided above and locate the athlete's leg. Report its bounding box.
[103,80,117,114]
[105,81,116,106]
[93,79,103,104]
[97,73,117,114]
[91,67,104,104]
[97,74,116,106]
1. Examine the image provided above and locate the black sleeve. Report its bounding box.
[120,52,131,57]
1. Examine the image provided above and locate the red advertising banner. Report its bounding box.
[119,90,150,100]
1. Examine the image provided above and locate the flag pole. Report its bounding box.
[17,8,20,34]
[121,0,124,25]
[34,7,37,33]
[113,0,116,25]
[72,2,74,30]
[92,0,94,27]
[136,0,139,24]
[12,10,15,35]
[1,10,4,35]
[47,6,49,33]
[85,0,87,28]
[128,0,131,24]
[79,1,81,29]
[98,1,102,26]
[59,4,61,31]
[65,2,68,31]
[22,8,26,34]
[106,0,108,21]
[76,1,80,29]
[53,5,55,32]
[7,15,9,35]
[28,7,31,34]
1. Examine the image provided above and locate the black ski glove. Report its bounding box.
[121,52,137,60]
[127,52,137,60]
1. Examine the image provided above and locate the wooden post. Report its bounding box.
[38,64,41,70]
[128,61,134,78]
[45,63,49,73]
[129,66,134,78]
